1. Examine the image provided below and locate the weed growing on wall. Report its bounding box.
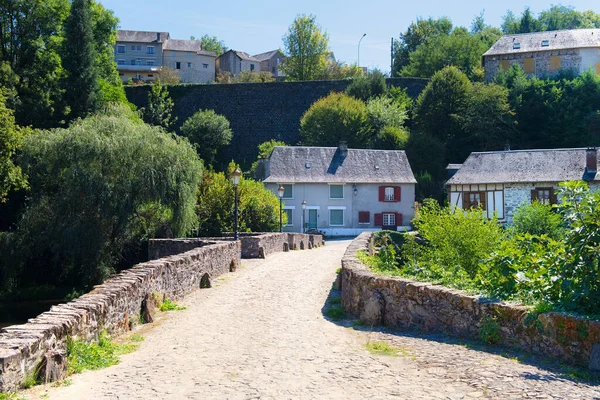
[159,299,186,312]
[67,331,140,374]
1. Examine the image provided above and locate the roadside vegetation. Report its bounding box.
[362,181,600,315]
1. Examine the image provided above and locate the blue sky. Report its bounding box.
[99,0,598,73]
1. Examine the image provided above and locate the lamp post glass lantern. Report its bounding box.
[301,200,307,233]
[277,185,285,232]
[231,169,242,240]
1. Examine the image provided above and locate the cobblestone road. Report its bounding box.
[27,240,600,399]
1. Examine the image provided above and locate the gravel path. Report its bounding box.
[27,239,600,399]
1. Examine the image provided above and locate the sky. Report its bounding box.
[98,0,598,73]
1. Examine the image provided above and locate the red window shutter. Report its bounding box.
[462,192,470,209]
[358,211,370,223]
[374,213,383,227]
[378,186,385,202]
[396,213,403,227]
[394,187,401,202]
[479,192,487,211]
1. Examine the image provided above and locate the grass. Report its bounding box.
[335,267,342,274]
[67,331,140,374]
[365,341,416,359]
[128,333,145,342]
[51,379,72,388]
[0,393,25,400]
[159,299,186,312]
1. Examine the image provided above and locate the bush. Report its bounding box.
[1,109,202,291]
[180,109,233,166]
[299,92,369,148]
[512,201,564,240]
[345,70,387,102]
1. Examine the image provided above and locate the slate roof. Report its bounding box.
[483,28,600,56]
[117,30,169,43]
[253,50,282,62]
[233,51,261,62]
[446,148,600,185]
[263,146,417,184]
[162,39,216,56]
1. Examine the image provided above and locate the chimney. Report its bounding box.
[586,147,597,173]
[338,141,348,156]
[157,32,161,42]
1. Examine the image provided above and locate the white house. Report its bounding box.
[446,147,599,223]
[261,144,417,236]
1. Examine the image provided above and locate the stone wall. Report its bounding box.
[341,232,600,370]
[0,240,240,392]
[125,78,428,169]
[484,49,581,82]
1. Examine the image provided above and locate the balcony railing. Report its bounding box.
[116,65,161,72]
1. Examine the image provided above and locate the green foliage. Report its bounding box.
[196,164,282,237]
[345,70,387,102]
[67,331,139,374]
[479,315,501,344]
[217,71,275,83]
[249,140,287,178]
[414,171,438,201]
[281,14,329,81]
[299,92,369,147]
[141,82,176,130]
[365,341,400,356]
[502,6,600,34]
[1,110,202,291]
[0,91,30,202]
[316,60,362,80]
[366,96,410,149]
[180,109,233,166]
[0,393,25,400]
[197,34,227,55]
[159,299,186,311]
[512,202,564,240]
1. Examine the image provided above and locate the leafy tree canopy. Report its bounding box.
[345,70,387,102]
[140,81,177,130]
[180,109,233,166]
[281,14,329,81]
[192,34,228,56]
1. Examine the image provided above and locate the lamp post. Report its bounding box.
[358,33,366,69]
[230,169,242,240]
[277,185,285,232]
[301,200,307,233]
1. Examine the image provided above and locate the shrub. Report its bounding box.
[512,201,564,239]
[180,109,233,166]
[1,110,202,291]
[345,70,387,102]
[140,81,176,130]
[299,92,369,148]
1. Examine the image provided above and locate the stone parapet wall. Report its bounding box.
[0,240,240,392]
[341,232,600,370]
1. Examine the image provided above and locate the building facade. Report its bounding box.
[483,29,600,82]
[261,144,416,236]
[253,50,286,78]
[115,30,216,83]
[446,148,600,224]
[216,50,261,76]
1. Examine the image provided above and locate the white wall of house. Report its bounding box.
[265,182,415,236]
[578,48,600,74]
[165,50,215,83]
[240,60,260,73]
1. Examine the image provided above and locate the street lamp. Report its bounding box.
[230,169,242,240]
[301,200,307,233]
[277,185,285,232]
[358,33,366,69]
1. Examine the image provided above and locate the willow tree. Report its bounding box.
[281,14,329,81]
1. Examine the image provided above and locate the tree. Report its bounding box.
[140,81,176,130]
[2,107,202,290]
[249,139,287,179]
[157,67,181,84]
[217,71,275,84]
[0,90,30,202]
[281,14,329,81]
[316,60,362,80]
[366,96,410,149]
[180,109,233,166]
[196,163,282,237]
[345,70,387,102]
[299,92,369,147]
[195,34,227,55]
[62,0,99,120]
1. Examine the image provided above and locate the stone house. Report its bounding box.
[261,144,417,236]
[216,50,261,77]
[115,30,216,83]
[446,147,600,223]
[483,28,600,82]
[252,50,286,78]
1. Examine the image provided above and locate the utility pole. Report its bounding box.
[390,37,394,77]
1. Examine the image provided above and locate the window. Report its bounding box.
[137,45,141,51]
[136,59,142,65]
[500,60,510,71]
[329,184,344,199]
[117,45,126,54]
[524,58,535,74]
[384,187,395,201]
[146,46,155,54]
[284,209,293,226]
[175,62,181,70]
[147,60,154,66]
[131,45,135,51]
[202,63,209,69]
[358,211,370,224]
[513,42,521,49]
[462,192,486,210]
[117,59,125,65]
[532,188,556,205]
[550,56,561,71]
[187,62,192,69]
[281,184,293,199]
[329,209,344,226]
[541,40,549,47]
[131,60,136,65]
[148,74,154,77]
[383,213,396,227]
[250,64,255,71]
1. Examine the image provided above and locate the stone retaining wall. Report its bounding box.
[0,240,240,392]
[341,232,600,370]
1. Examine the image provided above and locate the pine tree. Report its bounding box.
[63,0,98,120]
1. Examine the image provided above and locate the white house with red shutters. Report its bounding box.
[261,143,416,236]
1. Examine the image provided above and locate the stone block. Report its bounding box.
[44,349,67,383]
[141,293,155,324]
[360,291,385,326]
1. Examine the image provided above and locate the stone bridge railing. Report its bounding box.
[0,232,322,392]
[341,232,600,370]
